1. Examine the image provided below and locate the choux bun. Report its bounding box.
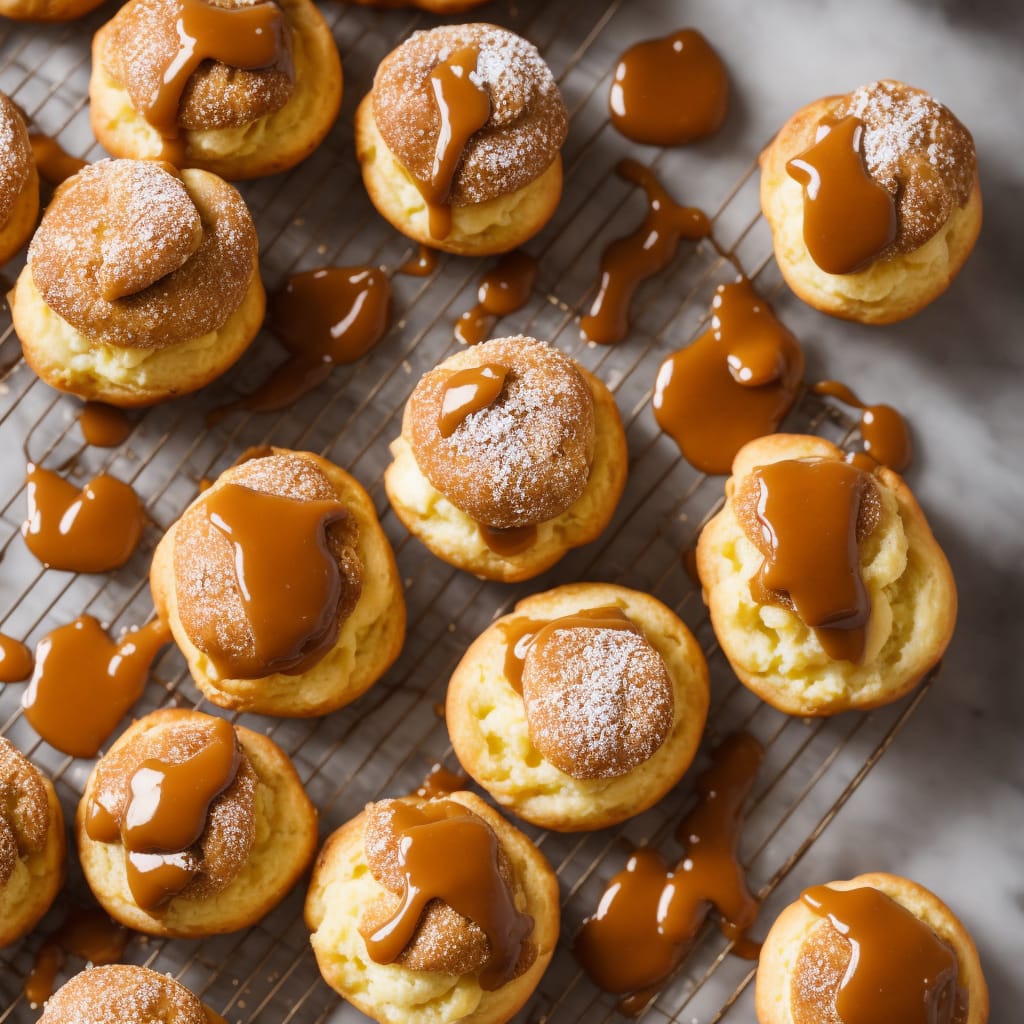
[0,93,38,266]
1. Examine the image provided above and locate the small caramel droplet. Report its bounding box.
[414,764,468,800]
[79,402,132,448]
[398,245,438,277]
[0,635,33,683]
[455,251,538,346]
[477,522,537,557]
[812,380,913,473]
[438,364,509,437]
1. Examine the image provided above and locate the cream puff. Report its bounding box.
[756,873,988,1024]
[0,737,65,947]
[0,93,38,267]
[446,583,709,831]
[696,434,956,716]
[12,159,263,407]
[385,336,628,582]
[151,448,405,716]
[89,0,341,180]
[760,79,981,324]
[76,708,317,937]
[356,23,568,256]
[305,790,558,1024]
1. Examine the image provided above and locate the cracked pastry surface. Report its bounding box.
[0,92,38,266]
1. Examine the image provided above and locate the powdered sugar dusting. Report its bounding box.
[0,736,50,888]
[0,93,33,228]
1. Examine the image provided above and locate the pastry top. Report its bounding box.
[0,93,32,230]
[372,23,568,206]
[0,737,50,889]
[405,336,596,530]
[173,452,362,680]
[29,160,256,350]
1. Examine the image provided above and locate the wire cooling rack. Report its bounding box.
[0,1,936,1021]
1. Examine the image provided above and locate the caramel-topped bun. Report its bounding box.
[0,737,65,947]
[0,93,39,266]
[90,0,342,180]
[12,159,264,407]
[306,791,559,1024]
[356,23,568,256]
[756,873,988,1024]
[447,583,709,831]
[760,80,981,324]
[386,337,628,582]
[77,709,317,937]
[151,448,405,716]
[696,434,957,715]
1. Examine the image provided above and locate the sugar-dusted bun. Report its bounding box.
[385,337,628,582]
[0,737,65,947]
[756,873,988,1024]
[355,23,568,255]
[0,93,38,266]
[305,791,559,1024]
[13,159,263,407]
[760,80,981,324]
[697,434,956,716]
[447,583,709,831]
[152,448,405,717]
[90,0,342,179]
[77,709,317,937]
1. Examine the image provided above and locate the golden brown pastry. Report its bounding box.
[0,0,102,20]
[76,708,317,938]
[0,737,65,947]
[152,448,405,716]
[385,336,628,582]
[0,94,38,265]
[756,872,988,1024]
[696,434,956,716]
[90,0,342,180]
[356,23,568,256]
[447,583,709,831]
[12,159,263,407]
[760,79,981,323]
[305,790,559,1024]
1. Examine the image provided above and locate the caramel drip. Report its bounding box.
[22,464,144,573]
[581,159,710,345]
[86,717,240,911]
[80,402,133,448]
[801,885,963,1024]
[22,617,169,758]
[0,635,32,683]
[454,251,538,346]
[574,733,764,1013]
[786,116,897,275]
[609,29,728,146]
[28,132,87,186]
[414,763,469,800]
[653,279,805,474]
[477,522,537,557]
[438,364,509,437]
[359,800,533,990]
[682,548,700,588]
[398,245,438,277]
[201,483,345,678]
[813,380,913,472]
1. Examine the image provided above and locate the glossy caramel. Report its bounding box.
[415,763,469,800]
[398,245,438,277]
[438,364,509,437]
[29,132,87,186]
[813,380,913,472]
[477,522,538,557]
[455,251,538,346]
[79,402,133,448]
[0,634,32,683]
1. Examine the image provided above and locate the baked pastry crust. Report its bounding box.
[305,791,559,1024]
[0,93,38,266]
[697,434,957,716]
[755,872,988,1024]
[446,583,709,831]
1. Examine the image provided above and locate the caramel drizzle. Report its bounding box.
[786,116,897,275]
[574,733,764,1014]
[86,716,240,911]
[0,635,33,683]
[454,251,538,346]
[812,380,913,472]
[22,617,170,758]
[398,245,438,277]
[438,363,509,437]
[28,131,87,186]
[581,159,710,345]
[653,279,805,475]
[22,464,145,574]
[79,402,133,448]
[359,800,533,990]
[414,763,468,800]
[801,885,963,1024]
[477,522,537,557]
[609,29,728,146]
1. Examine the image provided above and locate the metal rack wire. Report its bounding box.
[0,2,933,1021]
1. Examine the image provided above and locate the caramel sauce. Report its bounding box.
[22,464,145,573]
[477,522,538,557]
[86,716,240,911]
[414,763,469,800]
[28,132,87,186]
[813,380,913,472]
[398,245,438,277]
[359,799,533,990]
[801,885,963,1024]
[454,251,538,346]
[786,116,897,275]
[79,402,133,448]
[581,159,710,345]
[574,733,763,1012]
[609,29,728,146]
[0,634,32,683]
[22,617,170,758]
[653,279,805,474]
[438,363,509,437]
